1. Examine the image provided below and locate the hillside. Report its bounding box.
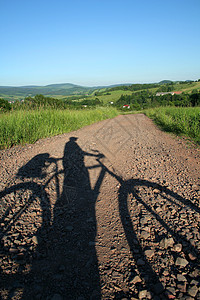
[0,83,135,101]
[158,80,173,84]
[0,83,94,100]
[1,80,200,102]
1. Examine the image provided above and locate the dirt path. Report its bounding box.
[0,114,200,300]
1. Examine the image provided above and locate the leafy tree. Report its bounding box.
[115,89,200,109]
[190,93,200,106]
[0,98,11,112]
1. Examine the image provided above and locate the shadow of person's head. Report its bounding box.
[17,153,50,179]
[69,137,78,142]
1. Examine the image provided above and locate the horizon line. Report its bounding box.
[1,78,199,88]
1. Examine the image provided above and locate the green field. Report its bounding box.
[92,82,200,105]
[0,107,118,149]
[172,81,200,93]
[145,107,200,144]
[1,80,200,103]
[95,90,134,103]
[67,89,134,105]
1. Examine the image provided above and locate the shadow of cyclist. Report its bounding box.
[21,137,103,299]
[48,137,103,299]
[1,139,199,299]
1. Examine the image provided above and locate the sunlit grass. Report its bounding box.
[145,106,200,144]
[0,107,119,149]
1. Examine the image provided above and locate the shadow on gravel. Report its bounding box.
[98,161,200,299]
[118,178,200,254]
[0,138,199,299]
[0,137,103,300]
[116,179,199,299]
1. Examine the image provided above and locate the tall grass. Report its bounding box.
[145,106,200,144]
[0,107,119,149]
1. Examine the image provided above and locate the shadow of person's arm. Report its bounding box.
[83,150,105,159]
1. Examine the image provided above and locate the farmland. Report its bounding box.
[0,80,200,149]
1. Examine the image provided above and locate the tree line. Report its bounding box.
[0,95,103,112]
[115,91,200,110]
[108,83,159,92]
[108,80,200,94]
[1,91,200,113]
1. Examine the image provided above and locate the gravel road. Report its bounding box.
[0,114,200,300]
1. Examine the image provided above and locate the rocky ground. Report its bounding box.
[0,114,200,300]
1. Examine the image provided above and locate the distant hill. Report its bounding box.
[158,80,174,85]
[0,83,135,100]
[0,83,94,98]
[1,80,199,101]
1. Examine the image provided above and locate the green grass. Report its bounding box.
[90,90,134,104]
[1,105,199,150]
[145,106,200,144]
[0,107,119,149]
[46,89,134,104]
[172,81,200,93]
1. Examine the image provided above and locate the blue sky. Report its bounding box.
[1,0,200,86]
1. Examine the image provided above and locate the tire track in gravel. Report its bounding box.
[0,114,200,300]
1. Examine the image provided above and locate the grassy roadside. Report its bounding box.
[144,107,200,144]
[0,107,119,149]
[1,106,199,150]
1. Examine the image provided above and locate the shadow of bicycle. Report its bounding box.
[0,138,199,299]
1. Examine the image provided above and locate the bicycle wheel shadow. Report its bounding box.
[115,177,199,299]
[0,153,52,299]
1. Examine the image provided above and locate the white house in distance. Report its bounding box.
[156,91,182,96]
